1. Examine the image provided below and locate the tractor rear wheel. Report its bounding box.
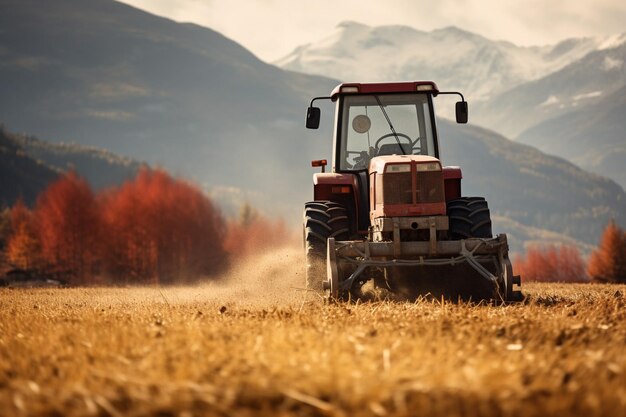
[448,197,523,302]
[303,201,350,291]
[447,197,493,239]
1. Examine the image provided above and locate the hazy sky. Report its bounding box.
[119,0,626,62]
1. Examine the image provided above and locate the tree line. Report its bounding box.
[0,169,287,285]
[1,168,624,285]
[514,220,626,283]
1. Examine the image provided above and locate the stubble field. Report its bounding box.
[1,248,625,417]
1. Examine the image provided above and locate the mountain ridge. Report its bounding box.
[0,124,143,206]
[517,85,626,189]
[274,21,621,102]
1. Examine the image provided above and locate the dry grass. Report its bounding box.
[1,248,626,417]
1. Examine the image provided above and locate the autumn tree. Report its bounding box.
[101,169,228,284]
[35,172,100,284]
[515,244,588,283]
[587,220,626,283]
[5,199,43,270]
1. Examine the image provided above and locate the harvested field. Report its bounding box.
[1,248,626,417]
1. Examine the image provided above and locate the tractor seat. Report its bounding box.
[377,143,413,156]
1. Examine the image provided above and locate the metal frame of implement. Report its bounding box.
[325,234,514,300]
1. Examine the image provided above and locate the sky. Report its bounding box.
[119,0,626,62]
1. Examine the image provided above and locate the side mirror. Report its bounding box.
[306,106,321,129]
[455,101,468,124]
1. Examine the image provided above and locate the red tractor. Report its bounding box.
[304,81,522,301]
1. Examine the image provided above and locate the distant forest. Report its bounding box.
[0,169,288,285]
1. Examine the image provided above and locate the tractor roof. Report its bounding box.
[330,81,439,99]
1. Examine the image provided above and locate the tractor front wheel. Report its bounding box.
[303,201,350,291]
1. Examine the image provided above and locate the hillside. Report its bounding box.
[0,127,58,207]
[438,120,626,246]
[0,0,337,218]
[517,85,626,189]
[473,41,626,138]
[491,215,595,257]
[12,133,143,190]
[0,125,143,207]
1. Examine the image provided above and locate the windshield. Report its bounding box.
[337,93,436,171]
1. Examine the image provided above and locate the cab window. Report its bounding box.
[338,93,435,171]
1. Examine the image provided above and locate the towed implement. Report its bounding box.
[303,81,522,302]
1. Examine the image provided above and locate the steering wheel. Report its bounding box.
[374,133,417,153]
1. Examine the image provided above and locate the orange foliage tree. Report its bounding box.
[514,244,588,283]
[587,220,626,283]
[101,169,227,284]
[6,199,43,270]
[35,172,100,284]
[3,169,238,285]
[223,203,291,258]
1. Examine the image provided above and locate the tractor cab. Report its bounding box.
[307,82,468,173]
[307,82,466,232]
[332,87,439,172]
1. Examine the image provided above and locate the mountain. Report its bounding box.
[473,41,626,138]
[492,216,595,257]
[0,127,59,207]
[0,0,337,218]
[275,21,615,102]
[517,85,626,189]
[472,40,626,189]
[10,132,143,191]
[437,120,626,248]
[0,125,143,206]
[1,0,624,250]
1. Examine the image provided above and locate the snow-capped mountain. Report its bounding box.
[473,41,626,137]
[470,40,626,190]
[276,22,626,190]
[275,21,621,101]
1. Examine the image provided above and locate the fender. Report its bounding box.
[443,166,462,201]
[313,173,360,229]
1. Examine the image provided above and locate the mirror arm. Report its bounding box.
[309,96,333,107]
[435,91,466,102]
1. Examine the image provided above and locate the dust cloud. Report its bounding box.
[209,244,313,306]
[153,244,318,308]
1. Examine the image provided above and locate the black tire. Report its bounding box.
[303,201,351,291]
[447,197,493,239]
[447,198,523,302]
